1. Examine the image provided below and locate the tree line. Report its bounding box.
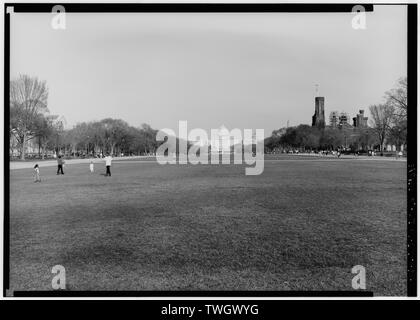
[10,75,159,160]
[265,125,377,152]
[10,74,407,159]
[58,120,159,158]
[265,77,407,153]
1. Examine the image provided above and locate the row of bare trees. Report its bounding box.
[10,74,407,159]
[9,75,159,160]
[9,75,60,160]
[60,120,159,157]
[369,77,407,151]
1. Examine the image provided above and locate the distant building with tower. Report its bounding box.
[311,97,325,128]
[310,89,369,135]
[302,90,395,151]
[352,110,368,128]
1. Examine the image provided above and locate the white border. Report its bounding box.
[0,0,418,301]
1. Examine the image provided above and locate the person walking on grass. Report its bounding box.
[57,155,65,175]
[104,153,112,176]
[34,164,41,182]
[90,160,94,173]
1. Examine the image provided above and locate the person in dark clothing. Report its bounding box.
[57,156,65,175]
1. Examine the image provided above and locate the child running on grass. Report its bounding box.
[34,164,41,182]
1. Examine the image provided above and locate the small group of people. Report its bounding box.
[33,154,113,182]
[88,154,113,176]
[33,155,65,182]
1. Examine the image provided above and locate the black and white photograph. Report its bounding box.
[2,2,417,301]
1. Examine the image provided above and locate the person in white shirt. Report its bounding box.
[34,164,41,182]
[89,160,94,173]
[104,154,113,176]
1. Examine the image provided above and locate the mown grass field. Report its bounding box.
[9,155,407,295]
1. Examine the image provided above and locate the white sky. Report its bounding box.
[10,5,407,136]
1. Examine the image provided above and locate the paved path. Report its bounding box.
[9,156,155,170]
[270,153,407,161]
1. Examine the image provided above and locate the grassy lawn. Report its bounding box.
[9,155,407,295]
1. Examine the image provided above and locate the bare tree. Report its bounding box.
[10,75,48,160]
[385,77,407,149]
[34,114,63,159]
[369,104,395,152]
[385,77,407,121]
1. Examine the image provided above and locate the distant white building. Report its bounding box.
[210,125,242,154]
[189,125,243,154]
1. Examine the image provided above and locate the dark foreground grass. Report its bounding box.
[9,156,406,295]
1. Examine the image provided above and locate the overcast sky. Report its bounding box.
[10,5,407,136]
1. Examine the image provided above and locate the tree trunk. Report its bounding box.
[380,136,385,152]
[38,137,41,158]
[20,133,26,160]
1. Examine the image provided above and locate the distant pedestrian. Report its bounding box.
[34,164,41,182]
[104,154,112,176]
[57,156,65,175]
[90,160,94,173]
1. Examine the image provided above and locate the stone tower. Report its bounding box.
[352,110,368,128]
[312,97,325,128]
